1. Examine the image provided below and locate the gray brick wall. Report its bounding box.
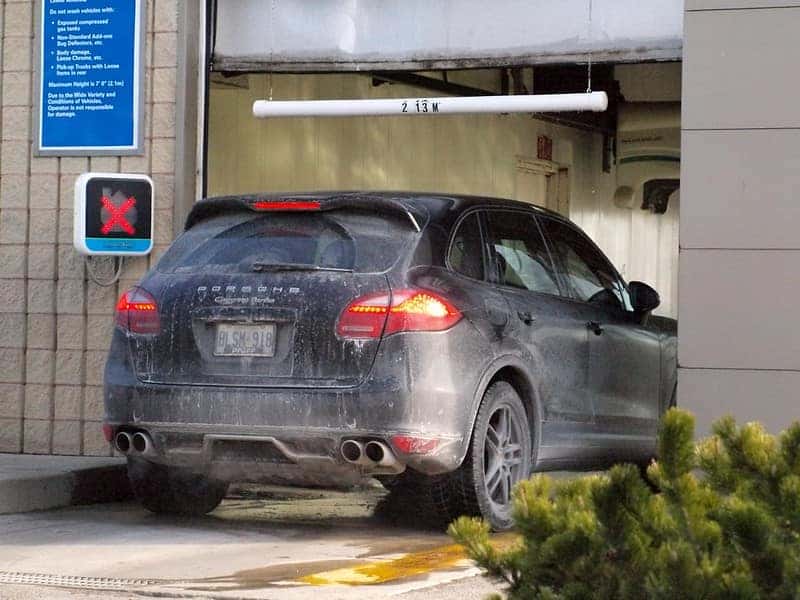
[0,0,180,455]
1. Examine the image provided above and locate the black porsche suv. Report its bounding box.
[104,192,676,530]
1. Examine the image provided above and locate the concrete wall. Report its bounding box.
[680,1,800,433]
[0,0,182,455]
[208,70,680,316]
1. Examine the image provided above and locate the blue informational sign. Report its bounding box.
[38,0,143,155]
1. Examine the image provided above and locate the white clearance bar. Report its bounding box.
[253,92,608,119]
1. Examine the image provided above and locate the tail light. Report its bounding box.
[337,288,462,339]
[115,287,160,334]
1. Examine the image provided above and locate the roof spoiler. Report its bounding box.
[184,194,424,232]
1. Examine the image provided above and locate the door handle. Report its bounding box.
[517,311,535,325]
[586,321,604,335]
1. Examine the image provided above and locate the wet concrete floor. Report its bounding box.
[0,483,500,599]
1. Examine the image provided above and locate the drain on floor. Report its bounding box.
[0,571,157,590]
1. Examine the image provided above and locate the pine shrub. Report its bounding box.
[449,409,800,599]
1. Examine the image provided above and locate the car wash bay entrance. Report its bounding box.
[203,2,682,317]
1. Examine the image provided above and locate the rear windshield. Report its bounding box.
[156,209,416,274]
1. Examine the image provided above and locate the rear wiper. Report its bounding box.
[251,262,353,273]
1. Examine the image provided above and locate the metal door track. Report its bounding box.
[0,570,156,590]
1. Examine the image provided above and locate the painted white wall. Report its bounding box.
[615,62,683,102]
[571,183,679,318]
[207,71,679,316]
[208,72,590,198]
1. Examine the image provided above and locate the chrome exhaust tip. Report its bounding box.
[365,441,399,468]
[114,431,133,454]
[364,440,385,463]
[131,431,154,456]
[341,439,364,464]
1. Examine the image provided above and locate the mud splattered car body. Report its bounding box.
[105,192,676,528]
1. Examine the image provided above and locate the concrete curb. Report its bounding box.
[0,454,132,515]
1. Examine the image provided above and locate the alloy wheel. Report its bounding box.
[483,404,525,510]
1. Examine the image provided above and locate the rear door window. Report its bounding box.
[484,210,560,295]
[447,212,485,280]
[157,210,415,274]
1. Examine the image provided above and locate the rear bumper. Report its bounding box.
[105,350,476,480]
[105,384,465,479]
[105,318,491,481]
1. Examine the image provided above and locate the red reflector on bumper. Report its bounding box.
[102,423,114,442]
[390,435,440,455]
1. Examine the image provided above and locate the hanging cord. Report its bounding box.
[85,256,124,287]
[586,0,593,93]
[268,0,275,100]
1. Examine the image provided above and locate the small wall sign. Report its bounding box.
[537,135,553,162]
[74,173,154,256]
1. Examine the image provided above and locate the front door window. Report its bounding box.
[537,217,631,311]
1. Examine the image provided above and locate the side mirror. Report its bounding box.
[629,281,660,314]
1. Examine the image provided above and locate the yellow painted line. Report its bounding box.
[298,534,519,586]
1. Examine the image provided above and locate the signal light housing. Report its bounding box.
[390,434,440,455]
[337,288,462,339]
[115,287,160,334]
[252,200,321,211]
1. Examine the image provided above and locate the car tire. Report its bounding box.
[457,381,533,530]
[377,470,465,529]
[383,381,532,531]
[127,458,228,516]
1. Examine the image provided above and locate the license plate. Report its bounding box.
[214,323,276,357]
